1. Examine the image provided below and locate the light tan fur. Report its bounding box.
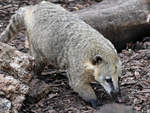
[0,1,122,104]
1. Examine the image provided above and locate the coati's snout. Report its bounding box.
[106,77,121,102]
[97,75,120,99]
[110,87,121,103]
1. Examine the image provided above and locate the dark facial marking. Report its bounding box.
[92,55,102,65]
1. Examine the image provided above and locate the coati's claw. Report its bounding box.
[110,87,122,103]
[114,95,124,103]
[114,97,121,103]
[97,100,103,106]
[111,91,122,103]
[89,99,97,108]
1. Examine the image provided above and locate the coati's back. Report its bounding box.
[24,2,117,67]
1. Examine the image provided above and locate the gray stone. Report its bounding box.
[47,0,62,3]
[0,98,11,113]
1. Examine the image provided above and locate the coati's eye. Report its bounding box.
[105,77,112,83]
[92,55,102,65]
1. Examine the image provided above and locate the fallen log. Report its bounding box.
[0,74,29,113]
[0,42,53,112]
[75,0,150,51]
[0,42,34,84]
[0,42,34,113]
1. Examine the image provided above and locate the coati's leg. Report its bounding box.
[68,75,97,108]
[28,43,50,102]
[33,60,46,76]
[29,44,46,76]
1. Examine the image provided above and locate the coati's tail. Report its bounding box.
[0,7,26,43]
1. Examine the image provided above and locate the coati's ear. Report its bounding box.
[92,55,103,65]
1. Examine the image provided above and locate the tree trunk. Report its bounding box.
[75,0,150,51]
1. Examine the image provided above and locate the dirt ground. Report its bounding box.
[0,0,150,113]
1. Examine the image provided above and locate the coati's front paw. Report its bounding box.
[89,99,102,108]
[111,90,123,103]
[89,99,97,108]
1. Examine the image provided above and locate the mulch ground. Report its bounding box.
[0,0,150,113]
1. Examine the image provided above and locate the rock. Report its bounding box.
[0,98,11,113]
[96,103,138,113]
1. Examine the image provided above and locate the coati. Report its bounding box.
[0,1,122,108]
[95,104,138,113]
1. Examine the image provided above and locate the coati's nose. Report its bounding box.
[110,88,121,103]
[111,88,120,96]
